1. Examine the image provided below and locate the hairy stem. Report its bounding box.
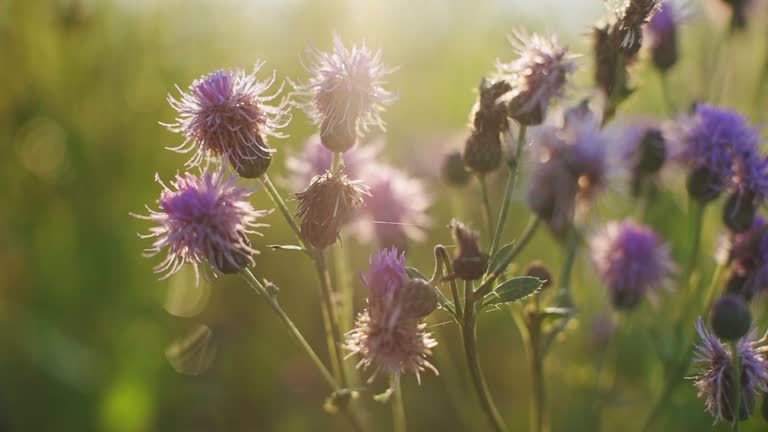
[241,268,338,390]
[479,174,494,244]
[489,125,527,257]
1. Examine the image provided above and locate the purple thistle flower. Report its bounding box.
[163,63,290,176]
[293,36,396,152]
[133,170,270,282]
[527,102,609,235]
[590,219,675,309]
[346,248,438,386]
[284,134,380,191]
[352,164,432,250]
[495,31,577,125]
[672,104,766,202]
[690,318,768,422]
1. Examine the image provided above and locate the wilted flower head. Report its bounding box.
[294,169,369,249]
[590,219,674,309]
[527,101,609,235]
[133,170,270,281]
[463,79,511,173]
[672,104,767,204]
[691,318,768,422]
[163,63,290,178]
[496,32,577,126]
[450,219,489,280]
[353,164,432,251]
[285,134,380,191]
[293,36,396,152]
[613,0,663,55]
[345,248,438,386]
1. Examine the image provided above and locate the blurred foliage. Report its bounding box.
[0,0,766,431]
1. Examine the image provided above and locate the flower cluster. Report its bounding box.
[345,248,438,386]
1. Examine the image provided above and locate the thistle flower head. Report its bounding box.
[133,170,270,281]
[293,36,396,152]
[673,104,767,203]
[590,219,675,309]
[691,318,768,422]
[346,248,438,386]
[463,79,511,173]
[294,169,370,249]
[614,0,663,55]
[527,102,609,235]
[353,164,432,250]
[163,63,290,177]
[496,32,577,125]
[284,134,380,191]
[450,219,489,280]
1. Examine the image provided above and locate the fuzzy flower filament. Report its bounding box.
[345,248,438,388]
[163,63,290,178]
[293,36,396,152]
[133,170,270,281]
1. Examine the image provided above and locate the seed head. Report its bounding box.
[163,64,290,177]
[133,169,270,282]
[293,36,396,152]
[294,169,370,250]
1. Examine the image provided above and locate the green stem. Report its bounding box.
[315,251,348,388]
[489,126,527,257]
[435,245,463,320]
[463,289,508,432]
[332,152,342,173]
[687,202,705,275]
[474,216,541,300]
[241,268,338,390]
[541,225,579,354]
[393,377,407,432]
[731,340,741,432]
[658,71,676,114]
[260,174,305,248]
[527,306,547,432]
[478,174,494,244]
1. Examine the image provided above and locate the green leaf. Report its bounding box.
[488,241,516,276]
[405,267,428,280]
[482,276,542,307]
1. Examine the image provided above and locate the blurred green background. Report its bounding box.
[1,0,767,431]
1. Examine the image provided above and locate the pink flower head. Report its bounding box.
[590,219,675,309]
[293,35,396,151]
[163,62,290,175]
[133,169,270,281]
[495,31,577,124]
[346,247,438,386]
[353,164,432,250]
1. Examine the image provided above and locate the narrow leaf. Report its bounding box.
[482,276,542,307]
[267,244,305,252]
[488,241,516,276]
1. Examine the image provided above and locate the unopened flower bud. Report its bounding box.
[635,129,666,175]
[463,130,503,174]
[463,79,510,174]
[295,170,369,249]
[525,260,553,290]
[711,294,752,341]
[724,190,757,233]
[234,152,272,179]
[725,272,754,302]
[441,151,471,187]
[450,219,488,280]
[686,166,724,203]
[401,278,438,319]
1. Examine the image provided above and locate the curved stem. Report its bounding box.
[436,245,463,320]
[260,174,305,248]
[463,290,508,432]
[489,126,527,257]
[478,174,494,244]
[241,269,338,390]
[474,216,541,300]
[393,377,407,432]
